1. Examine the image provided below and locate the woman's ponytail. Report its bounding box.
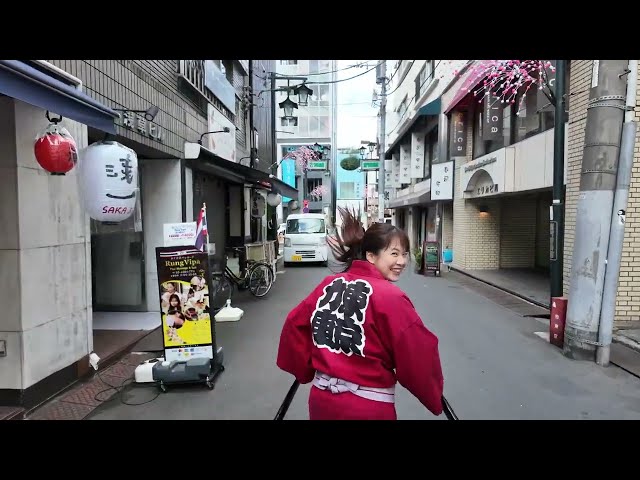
[329,206,366,272]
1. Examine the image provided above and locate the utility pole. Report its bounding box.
[550,60,566,301]
[268,68,278,242]
[376,60,387,223]
[597,61,637,366]
[563,60,629,361]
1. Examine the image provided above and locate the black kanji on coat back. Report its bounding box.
[311,277,373,357]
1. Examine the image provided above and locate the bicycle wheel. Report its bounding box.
[211,274,234,309]
[248,262,274,298]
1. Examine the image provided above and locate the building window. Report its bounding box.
[307,178,323,198]
[318,116,330,137]
[397,95,408,119]
[280,60,298,65]
[415,61,435,100]
[281,117,298,127]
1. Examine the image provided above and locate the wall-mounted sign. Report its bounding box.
[410,132,425,179]
[483,91,503,141]
[475,181,499,196]
[431,161,454,201]
[449,111,467,156]
[281,158,296,203]
[460,148,513,199]
[118,111,163,142]
[204,60,236,113]
[391,153,400,188]
[384,159,393,189]
[399,143,411,184]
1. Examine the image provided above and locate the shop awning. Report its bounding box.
[387,189,432,209]
[385,97,441,158]
[184,142,299,199]
[0,60,119,134]
[443,60,495,114]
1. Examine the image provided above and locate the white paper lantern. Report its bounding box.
[266,192,282,207]
[78,140,139,223]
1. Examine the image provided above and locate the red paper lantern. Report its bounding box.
[33,115,78,175]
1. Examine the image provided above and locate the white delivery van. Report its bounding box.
[283,213,329,266]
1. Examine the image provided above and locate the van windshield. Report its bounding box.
[287,218,325,234]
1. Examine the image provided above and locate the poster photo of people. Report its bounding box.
[156,248,214,355]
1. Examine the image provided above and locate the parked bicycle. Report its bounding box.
[210,247,275,309]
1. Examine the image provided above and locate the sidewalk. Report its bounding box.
[448,265,640,374]
[25,351,159,420]
[451,266,550,308]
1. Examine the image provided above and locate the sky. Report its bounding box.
[336,60,379,149]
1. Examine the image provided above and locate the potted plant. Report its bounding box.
[413,246,423,274]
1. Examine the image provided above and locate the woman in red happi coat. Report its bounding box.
[277,208,444,420]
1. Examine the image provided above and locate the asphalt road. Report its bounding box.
[88,263,640,420]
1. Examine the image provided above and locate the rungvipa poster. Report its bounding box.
[155,247,216,362]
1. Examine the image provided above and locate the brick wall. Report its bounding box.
[452,106,501,270]
[452,165,501,269]
[500,195,537,268]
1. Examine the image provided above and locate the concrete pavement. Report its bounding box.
[87,264,640,420]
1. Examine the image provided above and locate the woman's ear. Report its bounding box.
[365,251,376,264]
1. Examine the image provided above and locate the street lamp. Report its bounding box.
[294,84,314,106]
[279,95,298,118]
[197,126,231,145]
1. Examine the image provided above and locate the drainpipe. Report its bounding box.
[596,60,638,366]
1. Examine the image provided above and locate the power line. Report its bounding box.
[385,60,408,87]
[257,60,376,80]
[305,63,380,85]
[254,100,377,109]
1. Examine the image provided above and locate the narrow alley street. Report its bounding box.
[86,265,640,421]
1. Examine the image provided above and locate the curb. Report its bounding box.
[612,333,640,354]
[449,266,550,309]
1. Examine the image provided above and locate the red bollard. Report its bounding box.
[550,297,568,348]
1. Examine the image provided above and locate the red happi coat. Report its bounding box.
[277,260,444,420]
